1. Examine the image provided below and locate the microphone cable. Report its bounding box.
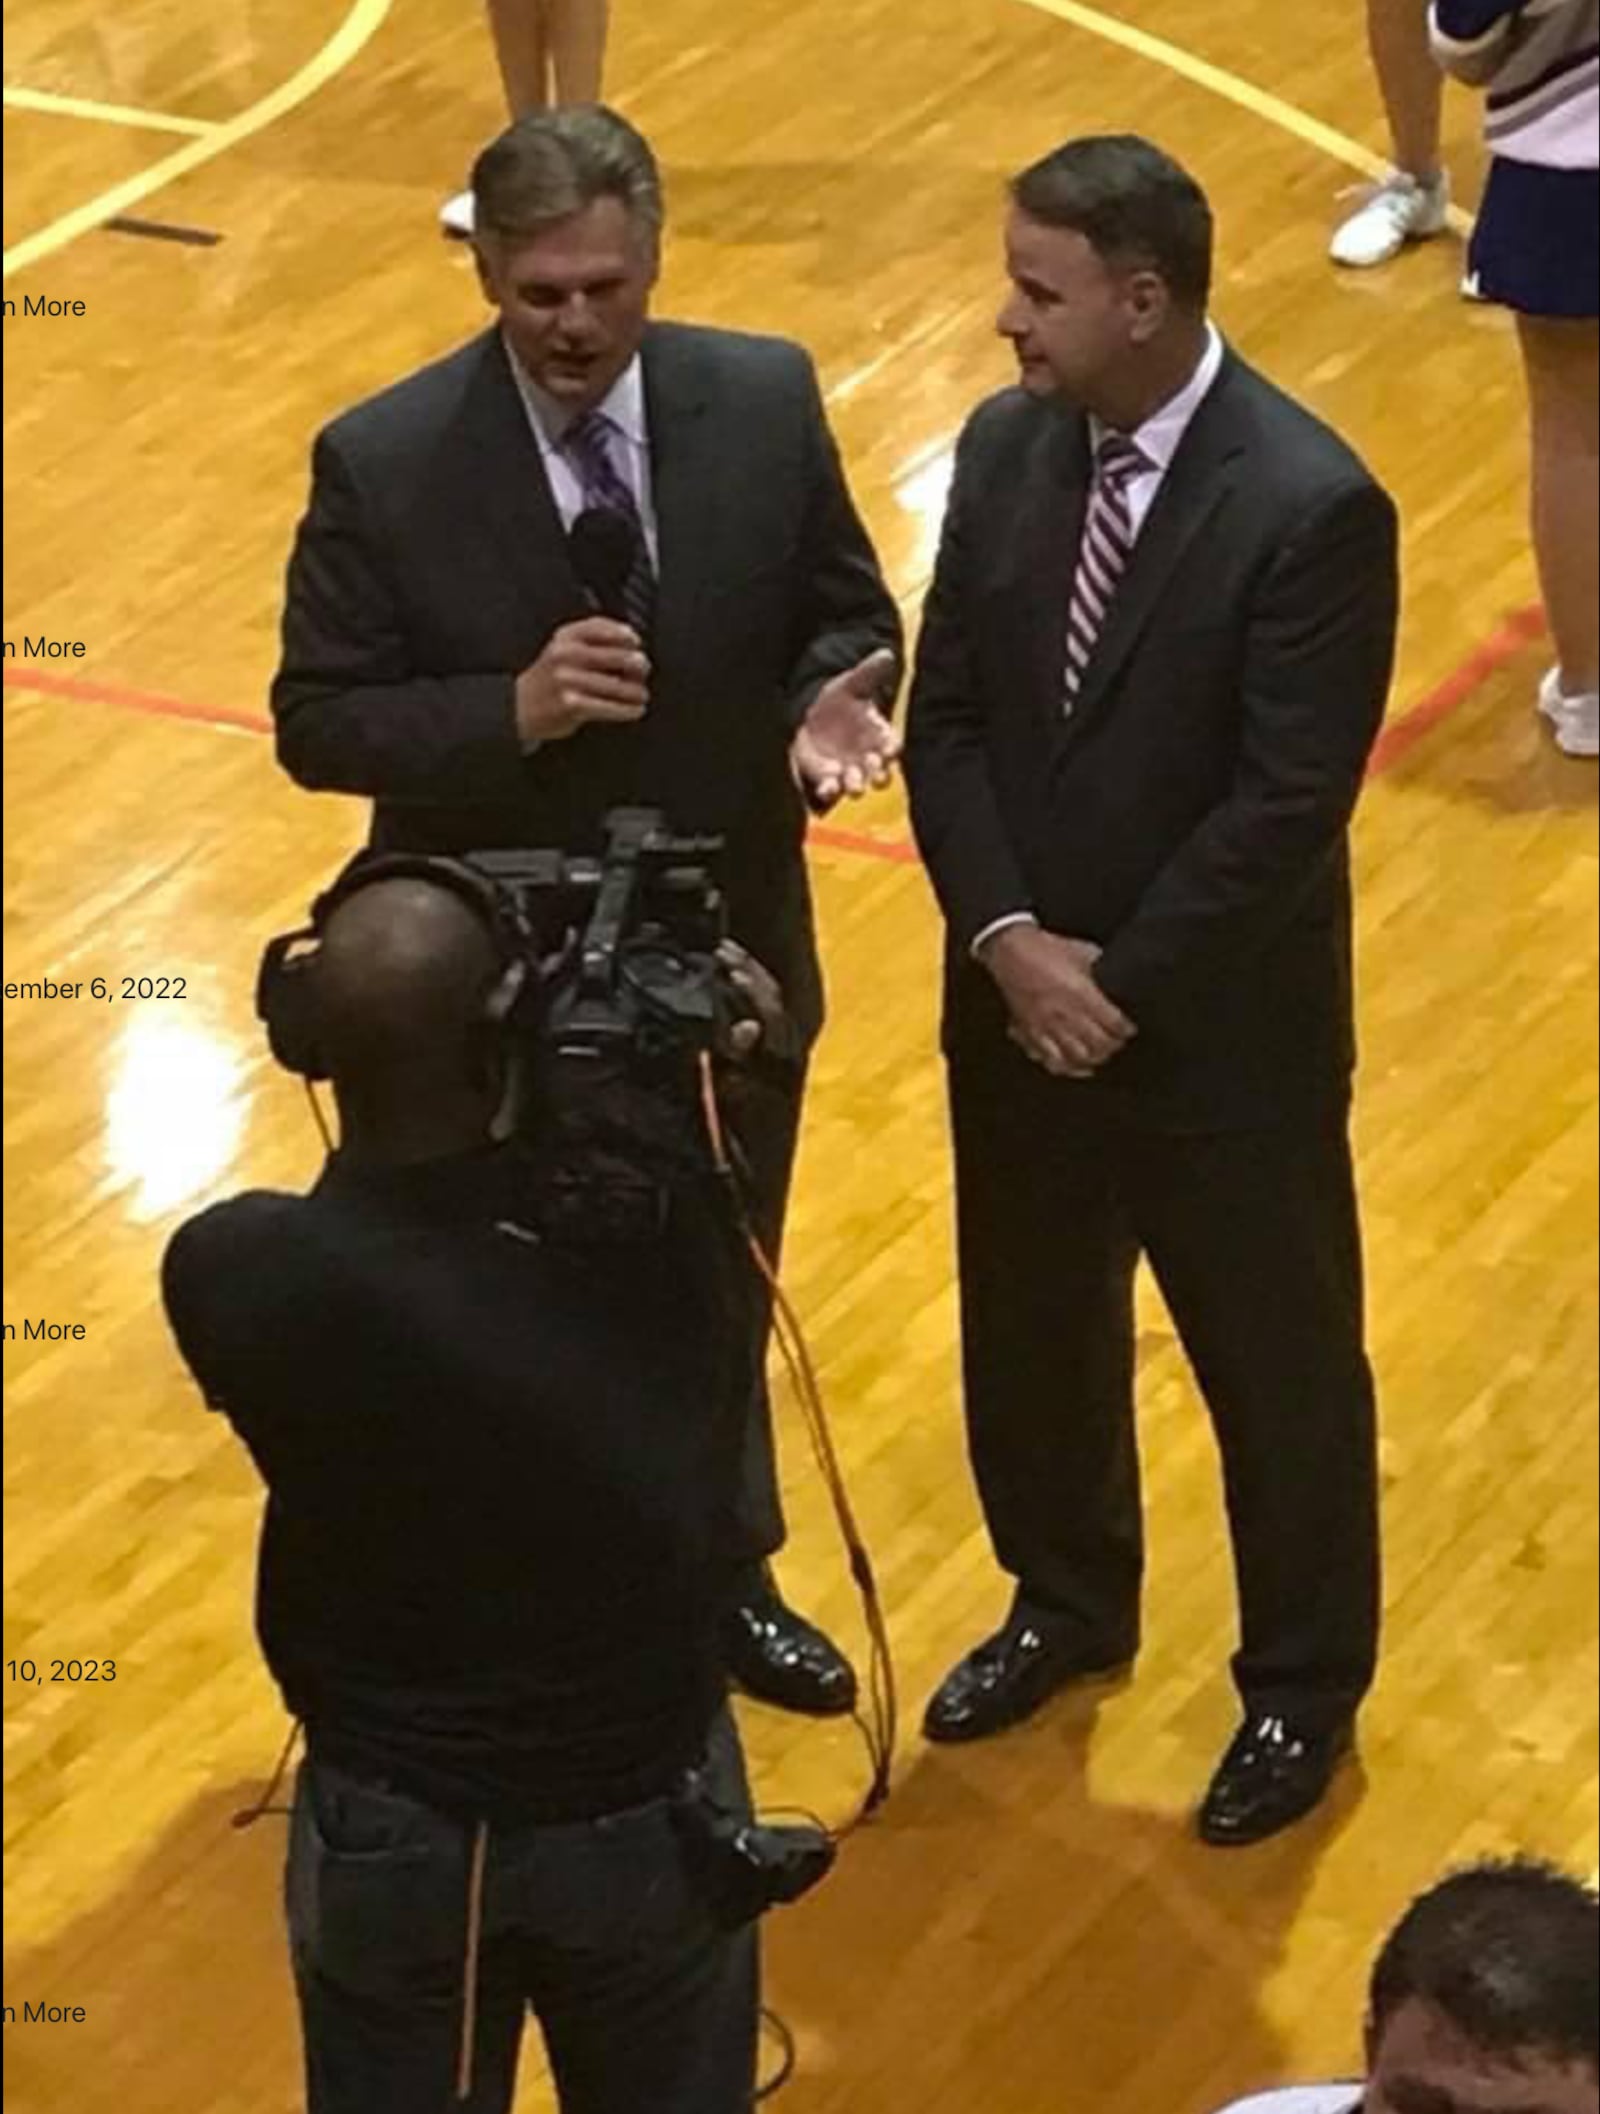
[303,1077,335,1153]
[756,2007,798,2101]
[231,1718,303,1829]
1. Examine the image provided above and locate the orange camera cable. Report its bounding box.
[698,1057,898,1825]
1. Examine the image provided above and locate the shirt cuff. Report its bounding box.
[970,911,1038,960]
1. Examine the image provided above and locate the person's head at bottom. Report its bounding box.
[1363,1860,1598,2114]
[311,875,515,1164]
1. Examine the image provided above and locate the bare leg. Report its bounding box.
[1368,0,1444,178]
[487,0,552,117]
[548,0,610,103]
[1331,0,1450,264]
[1522,317,1600,695]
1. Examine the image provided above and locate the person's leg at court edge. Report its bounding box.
[1524,316,1600,758]
[444,0,614,233]
[1331,0,1452,268]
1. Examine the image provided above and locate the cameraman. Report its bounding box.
[162,870,772,2114]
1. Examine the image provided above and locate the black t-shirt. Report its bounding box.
[162,1145,748,1825]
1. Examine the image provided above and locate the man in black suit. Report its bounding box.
[272,106,904,1718]
[905,136,1400,1846]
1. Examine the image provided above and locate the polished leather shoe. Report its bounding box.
[725,1587,859,1718]
[923,1614,1135,1745]
[1198,1715,1355,1848]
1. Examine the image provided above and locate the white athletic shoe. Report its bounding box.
[441,189,475,238]
[1540,666,1600,759]
[1538,668,1597,761]
[1330,171,1452,268]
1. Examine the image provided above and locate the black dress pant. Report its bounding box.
[725,1065,808,1570]
[948,1047,1381,1730]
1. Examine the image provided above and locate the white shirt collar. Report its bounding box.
[505,339,649,450]
[1092,321,1225,471]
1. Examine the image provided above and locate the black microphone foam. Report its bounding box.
[569,506,640,623]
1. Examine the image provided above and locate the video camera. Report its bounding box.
[259,808,794,1241]
[470,809,795,1240]
[470,807,743,1073]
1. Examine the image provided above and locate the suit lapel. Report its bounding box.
[1062,358,1248,737]
[1020,407,1092,735]
[456,331,583,620]
[640,324,717,687]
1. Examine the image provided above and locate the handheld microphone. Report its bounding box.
[570,506,641,625]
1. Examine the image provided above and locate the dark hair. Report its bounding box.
[472,106,663,245]
[1370,1860,1600,2069]
[1011,135,1213,310]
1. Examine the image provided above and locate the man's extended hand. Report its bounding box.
[978,926,1137,1078]
[514,618,650,748]
[791,648,902,803]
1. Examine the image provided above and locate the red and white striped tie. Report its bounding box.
[1063,433,1151,714]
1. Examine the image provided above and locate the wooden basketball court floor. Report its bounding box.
[4,1,1596,2108]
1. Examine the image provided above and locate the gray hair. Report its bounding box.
[471,106,664,245]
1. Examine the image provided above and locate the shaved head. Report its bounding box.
[313,877,503,1090]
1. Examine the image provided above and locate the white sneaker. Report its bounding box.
[440,189,474,238]
[1330,171,1452,268]
[1539,667,1600,759]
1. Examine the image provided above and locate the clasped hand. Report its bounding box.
[980,926,1137,1079]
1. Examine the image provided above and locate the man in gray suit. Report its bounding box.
[272,107,903,1716]
[906,136,1400,1846]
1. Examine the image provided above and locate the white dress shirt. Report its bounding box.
[1212,2091,1362,2114]
[1091,321,1225,539]
[971,322,1226,960]
[503,340,660,565]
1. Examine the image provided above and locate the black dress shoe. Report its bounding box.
[1198,1715,1354,1848]
[923,1613,1135,1746]
[725,1586,859,1719]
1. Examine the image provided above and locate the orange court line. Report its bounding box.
[2,667,272,736]
[2,605,1551,866]
[1368,605,1549,772]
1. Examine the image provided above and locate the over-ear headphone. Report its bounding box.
[256,852,533,1082]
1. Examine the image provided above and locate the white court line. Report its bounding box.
[1017,0,1475,236]
[3,0,394,279]
[3,85,220,138]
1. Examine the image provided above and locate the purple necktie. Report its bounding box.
[562,411,658,637]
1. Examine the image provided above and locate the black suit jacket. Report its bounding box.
[272,321,902,1041]
[905,349,1401,1133]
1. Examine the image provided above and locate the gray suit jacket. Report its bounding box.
[272,321,902,1039]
